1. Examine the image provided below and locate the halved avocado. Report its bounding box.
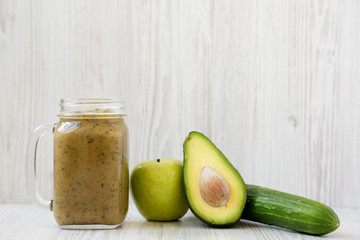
[183,131,247,226]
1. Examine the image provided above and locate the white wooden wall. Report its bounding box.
[0,0,359,208]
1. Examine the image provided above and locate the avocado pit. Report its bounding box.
[199,165,230,207]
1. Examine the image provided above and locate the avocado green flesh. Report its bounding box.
[183,131,247,226]
[242,185,340,235]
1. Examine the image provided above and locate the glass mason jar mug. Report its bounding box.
[26,99,129,229]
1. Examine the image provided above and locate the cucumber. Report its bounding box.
[241,185,340,236]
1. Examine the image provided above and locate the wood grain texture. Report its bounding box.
[0,0,359,208]
[0,204,359,240]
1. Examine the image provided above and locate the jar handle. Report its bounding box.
[26,123,56,210]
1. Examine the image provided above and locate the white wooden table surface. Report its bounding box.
[0,204,359,240]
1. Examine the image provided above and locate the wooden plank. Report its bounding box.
[0,204,359,240]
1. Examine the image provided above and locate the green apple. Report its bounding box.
[130,158,189,221]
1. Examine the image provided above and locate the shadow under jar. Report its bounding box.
[27,99,129,230]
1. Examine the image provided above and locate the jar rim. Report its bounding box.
[60,98,125,105]
[59,98,126,118]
